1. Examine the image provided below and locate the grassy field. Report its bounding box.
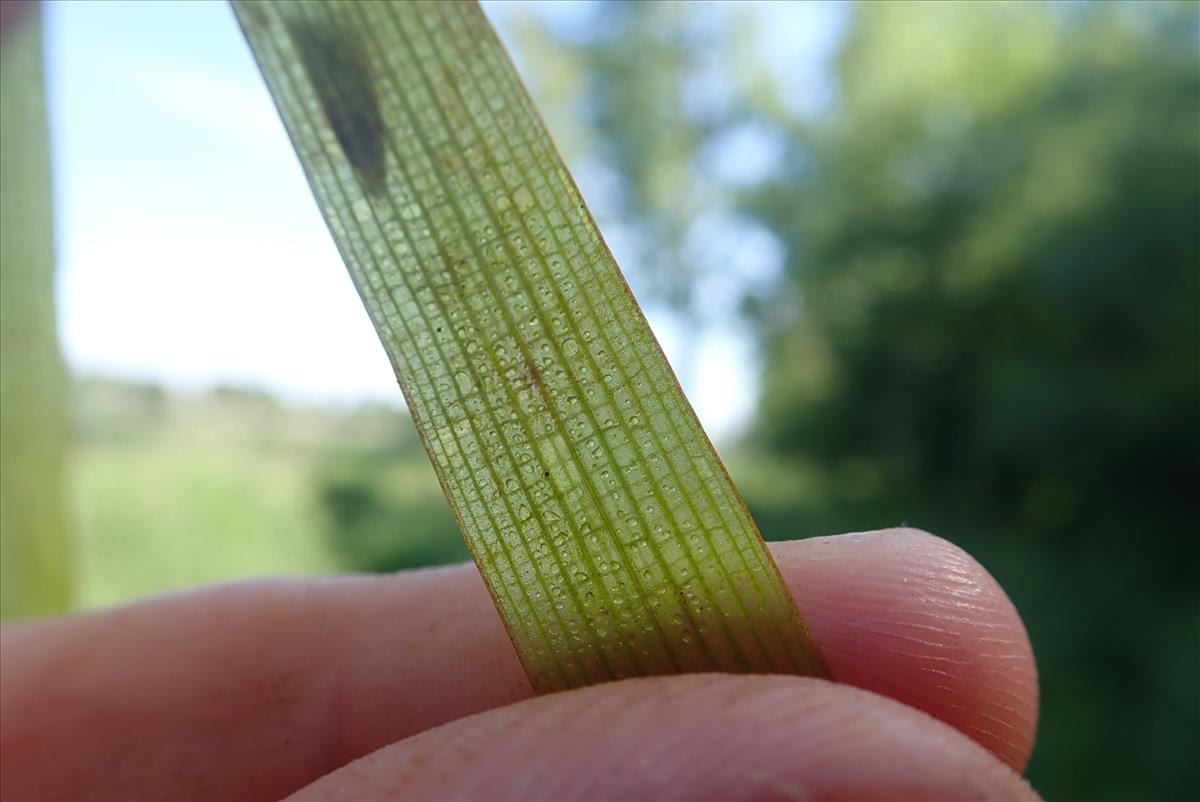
[68,379,460,610]
[73,438,336,608]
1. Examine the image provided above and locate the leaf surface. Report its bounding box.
[0,5,73,620]
[233,0,824,691]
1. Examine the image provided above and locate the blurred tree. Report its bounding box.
[505,0,774,385]
[574,2,704,310]
[745,3,1200,800]
[316,448,468,575]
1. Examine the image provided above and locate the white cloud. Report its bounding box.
[61,210,399,405]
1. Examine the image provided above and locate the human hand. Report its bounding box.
[0,528,1039,800]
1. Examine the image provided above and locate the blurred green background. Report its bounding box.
[1,2,1197,800]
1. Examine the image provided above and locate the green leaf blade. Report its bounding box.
[233,0,825,691]
[1,5,73,620]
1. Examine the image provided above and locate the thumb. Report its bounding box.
[290,674,1039,801]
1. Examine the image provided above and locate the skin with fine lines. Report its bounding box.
[0,528,1041,801]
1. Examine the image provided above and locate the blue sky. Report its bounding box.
[43,0,844,439]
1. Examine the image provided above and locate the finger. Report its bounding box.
[0,528,1036,801]
[1,567,525,802]
[777,528,1039,771]
[289,673,1040,802]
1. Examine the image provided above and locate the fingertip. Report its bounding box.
[290,675,1039,801]
[772,527,1040,771]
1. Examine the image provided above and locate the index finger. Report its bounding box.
[0,528,1037,801]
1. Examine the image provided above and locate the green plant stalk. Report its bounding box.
[233,0,825,691]
[0,4,74,620]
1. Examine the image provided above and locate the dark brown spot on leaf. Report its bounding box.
[521,358,542,389]
[289,18,387,195]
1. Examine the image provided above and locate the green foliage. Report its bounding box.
[316,450,467,574]
[744,3,1199,800]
